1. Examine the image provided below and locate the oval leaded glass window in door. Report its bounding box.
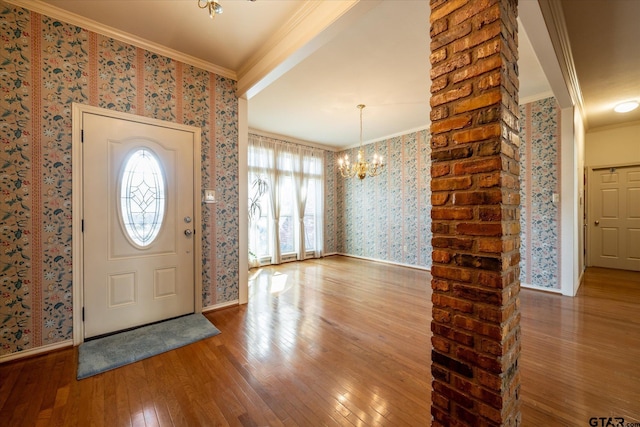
[119,148,166,247]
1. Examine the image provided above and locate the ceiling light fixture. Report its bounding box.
[198,0,256,20]
[198,0,223,19]
[337,104,385,180]
[614,101,639,113]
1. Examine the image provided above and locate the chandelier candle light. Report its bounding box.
[198,0,223,19]
[338,104,385,180]
[198,0,256,20]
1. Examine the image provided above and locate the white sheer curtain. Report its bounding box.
[310,151,324,258]
[248,134,324,265]
[296,148,324,259]
[268,147,283,265]
[293,146,310,260]
[274,148,293,263]
[247,139,266,266]
[248,136,281,264]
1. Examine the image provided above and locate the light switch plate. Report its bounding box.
[204,189,216,203]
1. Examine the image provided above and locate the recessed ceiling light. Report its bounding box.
[614,101,639,113]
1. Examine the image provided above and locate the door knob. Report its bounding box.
[184,229,193,236]
[594,221,600,226]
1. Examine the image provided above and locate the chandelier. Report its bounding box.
[198,0,257,20]
[338,104,384,180]
[198,0,223,19]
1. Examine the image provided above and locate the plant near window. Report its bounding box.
[248,176,268,223]
[248,176,268,267]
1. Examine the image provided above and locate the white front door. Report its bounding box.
[589,165,640,271]
[82,112,197,338]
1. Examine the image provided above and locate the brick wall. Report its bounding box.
[429,0,521,425]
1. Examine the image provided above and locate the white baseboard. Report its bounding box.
[521,283,563,294]
[202,300,240,312]
[0,340,73,364]
[337,253,431,272]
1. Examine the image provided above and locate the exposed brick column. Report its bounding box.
[429,0,521,426]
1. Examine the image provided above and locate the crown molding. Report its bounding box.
[520,91,555,106]
[586,118,640,134]
[237,0,381,98]
[340,125,431,151]
[249,128,338,152]
[4,0,236,80]
[538,0,587,128]
[237,1,333,77]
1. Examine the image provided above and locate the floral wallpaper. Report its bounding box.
[212,76,239,301]
[1,4,35,356]
[333,130,432,268]
[519,97,561,289]
[333,99,561,290]
[0,2,239,357]
[96,36,137,113]
[324,151,338,254]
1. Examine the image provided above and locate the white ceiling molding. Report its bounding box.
[583,118,640,134]
[340,125,431,151]
[519,4,574,113]
[520,90,555,106]
[237,0,381,98]
[5,0,560,146]
[249,128,339,152]
[4,0,236,80]
[537,0,587,128]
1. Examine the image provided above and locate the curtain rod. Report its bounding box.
[248,130,339,152]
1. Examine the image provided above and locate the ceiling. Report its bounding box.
[26,0,640,149]
[559,0,640,130]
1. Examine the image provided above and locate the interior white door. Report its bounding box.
[589,165,640,271]
[82,112,196,338]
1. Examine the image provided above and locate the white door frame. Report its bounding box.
[71,103,203,345]
[586,162,640,268]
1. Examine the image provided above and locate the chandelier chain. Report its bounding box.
[359,104,364,148]
[337,104,385,180]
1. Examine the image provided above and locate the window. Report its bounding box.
[248,174,270,258]
[279,176,295,254]
[303,156,323,252]
[119,148,166,247]
[304,180,317,250]
[248,135,324,264]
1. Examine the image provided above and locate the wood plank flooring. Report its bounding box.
[1,256,639,426]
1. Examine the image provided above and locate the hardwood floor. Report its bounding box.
[519,267,640,425]
[1,257,639,426]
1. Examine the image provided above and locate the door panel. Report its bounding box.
[629,230,640,259]
[109,272,136,307]
[83,112,195,338]
[600,228,618,257]
[629,188,640,217]
[590,165,640,271]
[601,189,618,218]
